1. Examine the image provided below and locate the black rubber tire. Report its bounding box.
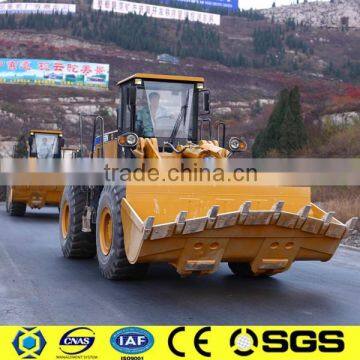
[96,185,149,280]
[6,188,26,216]
[5,187,11,213]
[228,262,273,277]
[9,202,26,217]
[59,186,96,258]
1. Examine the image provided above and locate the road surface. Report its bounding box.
[0,204,359,325]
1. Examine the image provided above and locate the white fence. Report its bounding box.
[92,0,221,26]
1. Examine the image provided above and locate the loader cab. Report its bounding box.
[116,73,210,149]
[28,130,65,159]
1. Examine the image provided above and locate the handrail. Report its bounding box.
[199,118,212,140]
[91,115,104,158]
[216,122,226,148]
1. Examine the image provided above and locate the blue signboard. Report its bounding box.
[161,0,238,11]
[0,58,109,89]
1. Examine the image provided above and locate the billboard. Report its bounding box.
[0,59,110,89]
[161,0,238,11]
[92,0,221,26]
[0,3,76,15]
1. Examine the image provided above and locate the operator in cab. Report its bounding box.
[37,137,54,159]
[135,92,172,137]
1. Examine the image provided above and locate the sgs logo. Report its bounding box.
[231,328,345,356]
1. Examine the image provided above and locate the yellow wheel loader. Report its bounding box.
[59,73,358,280]
[6,129,65,216]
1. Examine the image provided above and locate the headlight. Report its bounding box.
[126,133,138,146]
[229,137,247,152]
[118,132,139,147]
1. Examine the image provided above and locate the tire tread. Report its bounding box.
[60,186,96,259]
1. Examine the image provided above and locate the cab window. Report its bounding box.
[32,134,59,159]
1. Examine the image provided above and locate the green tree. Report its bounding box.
[252,87,307,157]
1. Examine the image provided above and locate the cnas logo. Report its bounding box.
[12,327,46,359]
[110,327,154,354]
[59,327,95,355]
[230,328,345,356]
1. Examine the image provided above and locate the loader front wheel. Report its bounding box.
[5,187,11,213]
[228,262,273,278]
[6,188,26,216]
[96,186,149,280]
[59,186,96,258]
[8,202,26,217]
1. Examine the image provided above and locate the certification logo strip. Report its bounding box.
[111,327,154,354]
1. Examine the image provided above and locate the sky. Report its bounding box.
[239,0,329,10]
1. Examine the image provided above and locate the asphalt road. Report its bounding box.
[0,204,359,325]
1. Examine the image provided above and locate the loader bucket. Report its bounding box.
[10,186,63,209]
[121,181,357,276]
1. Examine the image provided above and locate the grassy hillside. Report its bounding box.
[0,6,359,156]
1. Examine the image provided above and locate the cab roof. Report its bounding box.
[116,73,204,86]
[30,129,63,135]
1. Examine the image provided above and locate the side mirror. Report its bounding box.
[200,90,210,115]
[127,86,136,106]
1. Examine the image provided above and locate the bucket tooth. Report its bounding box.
[276,211,298,229]
[244,210,273,225]
[270,201,284,224]
[295,205,311,229]
[174,211,187,234]
[206,206,220,229]
[325,222,346,239]
[319,211,335,235]
[183,216,208,234]
[344,217,359,237]
[276,203,312,229]
[301,216,323,234]
[150,221,176,240]
[214,210,240,229]
[142,216,155,240]
[238,201,251,224]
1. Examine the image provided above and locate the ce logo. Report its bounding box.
[168,326,211,357]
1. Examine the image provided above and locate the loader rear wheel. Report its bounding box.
[96,185,149,280]
[6,188,26,216]
[59,186,96,258]
[228,262,273,278]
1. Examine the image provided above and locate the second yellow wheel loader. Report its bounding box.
[6,129,65,216]
[59,73,358,280]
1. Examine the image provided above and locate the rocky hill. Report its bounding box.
[261,0,360,29]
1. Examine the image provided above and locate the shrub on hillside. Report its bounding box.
[13,133,28,158]
[252,86,308,157]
